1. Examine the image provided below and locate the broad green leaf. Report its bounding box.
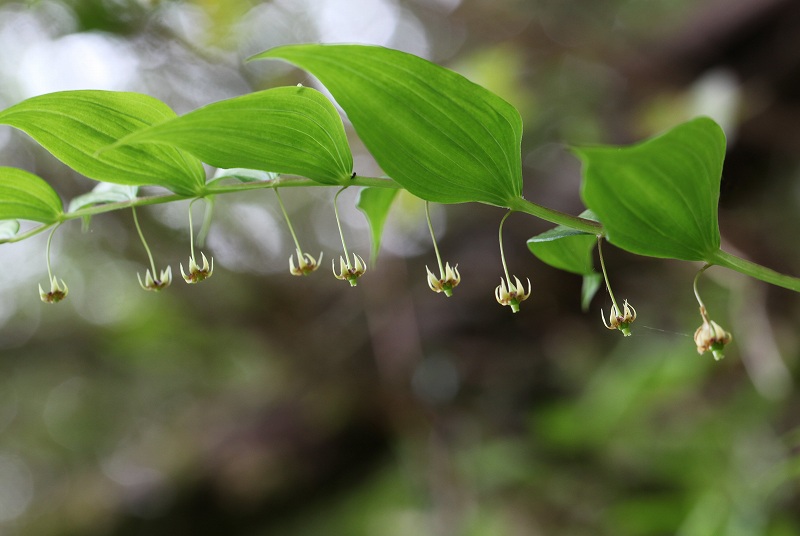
[576,117,724,261]
[0,220,20,240]
[356,186,399,266]
[251,44,523,205]
[68,183,138,213]
[0,167,63,223]
[111,87,354,185]
[0,90,205,196]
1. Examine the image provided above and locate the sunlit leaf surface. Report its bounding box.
[576,117,724,261]
[0,90,206,195]
[252,44,523,205]
[0,167,63,223]
[111,87,354,186]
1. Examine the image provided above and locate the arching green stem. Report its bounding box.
[710,249,800,293]
[507,196,603,235]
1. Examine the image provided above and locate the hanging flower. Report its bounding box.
[495,275,531,313]
[426,262,461,297]
[181,252,214,284]
[694,306,732,360]
[289,249,322,276]
[39,275,68,303]
[601,299,637,337]
[333,253,366,286]
[138,266,172,291]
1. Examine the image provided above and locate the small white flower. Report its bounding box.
[138,266,172,291]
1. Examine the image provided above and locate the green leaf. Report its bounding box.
[576,117,724,261]
[529,232,597,276]
[68,183,138,213]
[528,210,601,310]
[0,167,63,223]
[356,186,399,266]
[251,44,523,206]
[0,90,205,196]
[527,210,598,275]
[0,220,20,240]
[111,87,354,186]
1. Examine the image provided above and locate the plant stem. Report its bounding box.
[597,237,621,313]
[274,188,302,252]
[187,200,198,261]
[44,224,60,281]
[498,211,512,282]
[507,196,603,235]
[333,187,351,263]
[197,197,214,249]
[425,202,445,275]
[131,207,157,275]
[710,249,800,292]
[693,263,711,310]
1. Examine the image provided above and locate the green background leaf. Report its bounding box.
[0,219,20,240]
[68,183,138,213]
[0,90,205,196]
[356,186,399,266]
[111,87,353,186]
[528,232,597,276]
[0,167,63,223]
[252,44,523,206]
[528,210,600,310]
[576,117,724,261]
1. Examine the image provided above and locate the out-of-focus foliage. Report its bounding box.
[0,1,798,535]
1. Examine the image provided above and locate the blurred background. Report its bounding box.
[0,0,799,534]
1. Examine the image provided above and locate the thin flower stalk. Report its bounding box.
[693,264,732,360]
[494,211,531,312]
[425,202,460,296]
[132,207,172,291]
[275,188,321,276]
[180,199,214,283]
[331,187,366,286]
[598,237,636,336]
[39,224,68,303]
